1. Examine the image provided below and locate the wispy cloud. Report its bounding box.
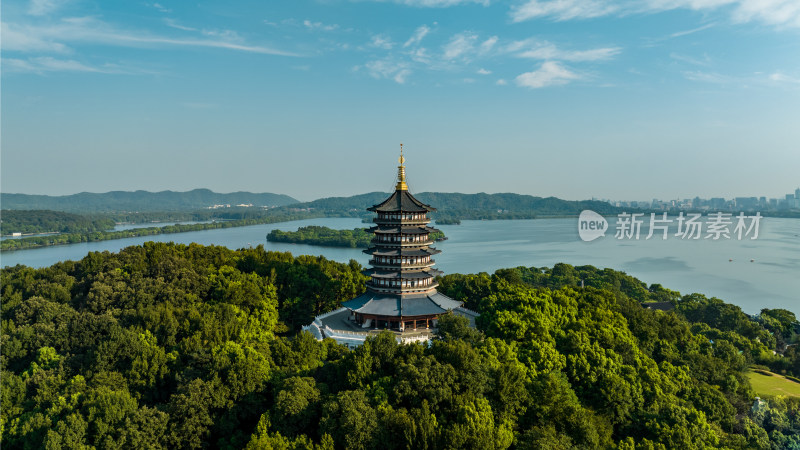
[769,72,800,84]
[511,0,617,22]
[683,70,732,83]
[360,58,412,84]
[370,34,394,49]
[1,16,299,56]
[510,0,800,28]
[682,69,800,87]
[370,0,490,6]
[479,36,498,53]
[2,56,157,75]
[442,32,478,60]
[670,52,712,66]
[1,21,68,52]
[150,3,171,13]
[670,22,715,38]
[163,18,197,32]
[404,25,431,47]
[509,39,621,61]
[28,0,68,16]
[355,29,617,87]
[515,61,580,88]
[303,19,339,31]
[4,56,102,73]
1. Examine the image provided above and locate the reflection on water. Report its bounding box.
[1,217,798,315]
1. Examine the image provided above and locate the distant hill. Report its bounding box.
[0,189,299,213]
[290,191,623,219]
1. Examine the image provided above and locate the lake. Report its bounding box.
[1,217,798,315]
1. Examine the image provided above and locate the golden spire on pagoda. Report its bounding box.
[396,143,408,191]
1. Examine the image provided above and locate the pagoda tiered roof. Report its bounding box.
[363,268,444,278]
[343,291,461,317]
[367,226,440,234]
[367,190,435,213]
[363,247,441,256]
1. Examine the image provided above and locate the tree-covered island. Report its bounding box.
[267,226,446,248]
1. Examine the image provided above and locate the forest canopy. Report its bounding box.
[2,244,799,449]
[0,210,116,235]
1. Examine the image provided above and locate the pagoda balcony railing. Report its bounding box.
[369,260,435,270]
[371,239,435,248]
[372,217,430,225]
[366,282,439,294]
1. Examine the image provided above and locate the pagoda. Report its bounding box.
[303,145,475,346]
[341,145,462,331]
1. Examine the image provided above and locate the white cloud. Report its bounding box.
[768,72,800,83]
[669,22,716,37]
[442,32,478,60]
[496,78,508,85]
[201,29,242,41]
[4,56,106,74]
[510,0,800,28]
[477,68,492,74]
[1,22,69,52]
[511,0,617,22]
[163,19,197,32]
[371,34,394,49]
[151,3,171,13]
[408,47,432,64]
[1,17,298,56]
[479,36,498,53]
[363,59,412,84]
[512,40,621,61]
[404,25,430,47]
[515,61,580,88]
[303,20,339,31]
[28,0,67,16]
[670,52,711,66]
[730,0,800,27]
[682,70,732,83]
[377,0,490,6]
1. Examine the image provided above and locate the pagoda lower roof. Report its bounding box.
[367,226,440,234]
[364,268,443,278]
[364,247,441,256]
[343,291,461,317]
[367,189,435,213]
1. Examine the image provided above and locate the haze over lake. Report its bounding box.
[1,217,797,315]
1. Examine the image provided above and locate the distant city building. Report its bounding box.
[303,147,477,347]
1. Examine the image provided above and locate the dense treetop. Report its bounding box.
[0,210,116,235]
[2,244,799,449]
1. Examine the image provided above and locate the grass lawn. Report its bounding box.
[747,369,800,398]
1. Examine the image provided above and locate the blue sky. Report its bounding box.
[2,0,799,201]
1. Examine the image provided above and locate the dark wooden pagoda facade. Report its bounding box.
[342,146,462,331]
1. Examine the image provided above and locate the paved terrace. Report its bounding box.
[303,306,479,348]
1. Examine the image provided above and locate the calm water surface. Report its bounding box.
[2,217,798,315]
